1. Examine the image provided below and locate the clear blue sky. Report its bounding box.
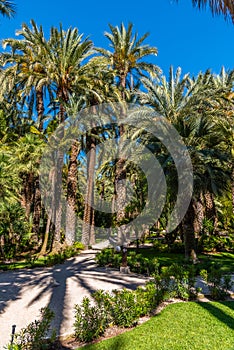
[0,0,233,77]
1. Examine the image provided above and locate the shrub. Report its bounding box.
[200,264,233,300]
[95,248,115,267]
[93,288,140,328]
[110,289,140,327]
[152,263,197,301]
[135,282,158,315]
[5,307,55,350]
[74,297,108,342]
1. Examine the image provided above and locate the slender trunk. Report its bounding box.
[182,199,197,261]
[204,191,218,232]
[65,140,80,246]
[39,213,51,255]
[115,74,127,246]
[52,148,64,251]
[193,193,204,236]
[52,100,65,251]
[32,177,41,237]
[232,167,234,214]
[21,173,34,219]
[82,127,96,247]
[36,87,44,132]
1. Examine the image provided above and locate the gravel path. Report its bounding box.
[0,250,148,349]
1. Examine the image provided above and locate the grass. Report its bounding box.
[0,245,84,271]
[77,301,234,350]
[128,247,234,274]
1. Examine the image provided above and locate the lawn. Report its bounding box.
[127,247,234,274]
[78,301,234,350]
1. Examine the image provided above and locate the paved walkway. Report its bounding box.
[0,251,148,349]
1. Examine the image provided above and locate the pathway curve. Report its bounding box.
[0,250,148,349]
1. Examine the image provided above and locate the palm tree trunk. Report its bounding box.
[52,101,65,251]
[39,212,51,255]
[82,131,96,247]
[52,149,63,251]
[204,191,218,232]
[193,193,204,235]
[232,167,234,214]
[65,140,80,246]
[115,74,127,246]
[36,87,44,132]
[182,200,197,261]
[32,176,42,241]
[21,173,34,219]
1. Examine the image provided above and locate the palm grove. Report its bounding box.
[0,11,233,261]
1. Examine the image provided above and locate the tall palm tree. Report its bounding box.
[0,0,16,18]
[11,133,45,242]
[96,23,159,97]
[97,23,159,245]
[78,58,120,247]
[140,67,231,259]
[1,20,53,131]
[44,25,93,250]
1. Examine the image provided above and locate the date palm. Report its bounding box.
[175,0,234,22]
[0,0,16,18]
[97,23,159,246]
[1,20,53,131]
[44,25,93,249]
[140,67,231,259]
[192,0,234,22]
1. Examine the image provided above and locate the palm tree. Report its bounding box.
[11,133,45,243]
[140,67,231,259]
[78,59,120,247]
[97,23,159,246]
[1,20,53,131]
[176,0,234,22]
[96,23,159,97]
[44,25,93,250]
[0,0,16,18]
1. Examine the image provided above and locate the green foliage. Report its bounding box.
[5,307,55,350]
[135,282,158,316]
[200,264,234,300]
[199,233,234,252]
[74,297,109,343]
[95,248,121,268]
[95,248,159,275]
[93,289,140,328]
[152,263,198,301]
[109,289,139,327]
[43,243,84,266]
[0,203,31,259]
[79,302,234,350]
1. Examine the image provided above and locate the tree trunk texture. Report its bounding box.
[82,131,96,247]
[204,191,218,232]
[21,172,34,219]
[115,75,128,245]
[193,193,204,236]
[65,140,80,246]
[52,98,66,251]
[52,148,64,252]
[39,213,51,255]
[232,167,234,214]
[182,200,197,261]
[36,87,44,132]
[33,177,41,232]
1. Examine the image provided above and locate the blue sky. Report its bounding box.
[0,0,233,78]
